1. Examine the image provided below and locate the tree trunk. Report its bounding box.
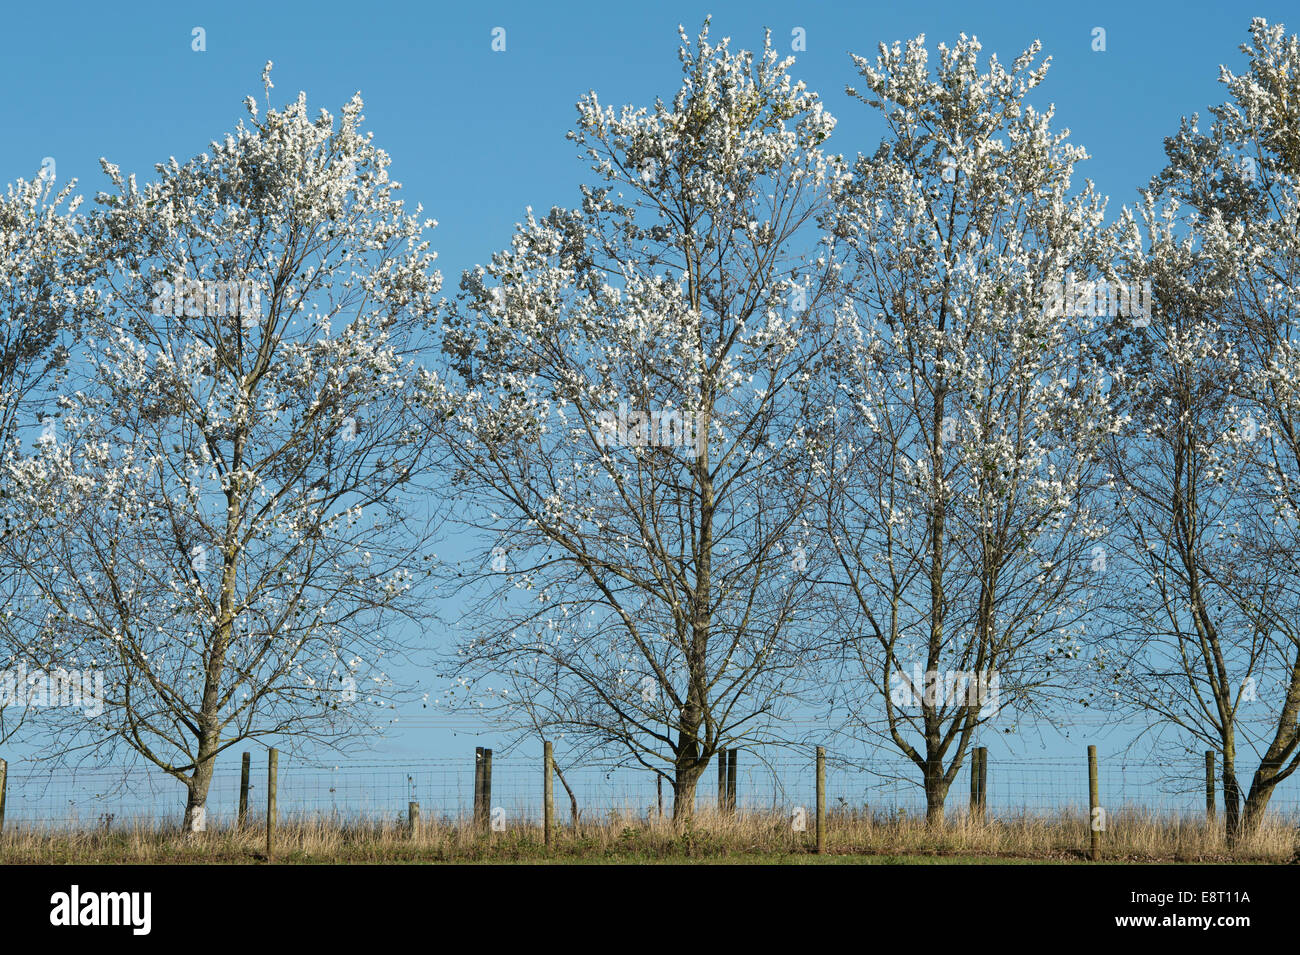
[924,758,949,825]
[183,685,223,831]
[1238,658,1300,842]
[1222,742,1242,847]
[180,482,239,832]
[183,753,216,832]
[672,760,705,822]
[1238,763,1282,841]
[672,698,706,823]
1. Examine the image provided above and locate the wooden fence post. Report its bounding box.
[266,748,278,862]
[408,801,421,836]
[483,748,493,834]
[970,747,987,821]
[543,740,555,849]
[0,757,7,834]
[717,747,727,813]
[657,776,664,821]
[979,747,988,818]
[1088,745,1101,862]
[238,751,251,828]
[474,746,485,829]
[815,745,826,854]
[474,747,493,834]
[1205,751,1216,826]
[727,748,737,814]
[970,748,979,818]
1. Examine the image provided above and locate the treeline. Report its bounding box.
[0,21,1296,841]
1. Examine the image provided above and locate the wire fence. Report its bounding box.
[4,748,1299,829]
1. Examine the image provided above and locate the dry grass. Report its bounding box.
[1,806,1296,863]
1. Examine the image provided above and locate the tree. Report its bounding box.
[7,67,444,828]
[433,22,841,819]
[1095,196,1257,840]
[823,33,1118,822]
[1121,18,1300,841]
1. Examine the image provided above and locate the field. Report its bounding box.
[2,809,1295,864]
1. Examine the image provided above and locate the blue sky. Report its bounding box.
[2,0,1296,806]
[4,0,1292,292]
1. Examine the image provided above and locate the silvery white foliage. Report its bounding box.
[1214,22,1300,532]
[0,174,98,744]
[822,33,1119,818]
[0,175,93,451]
[434,21,843,814]
[1217,19,1300,182]
[7,69,444,823]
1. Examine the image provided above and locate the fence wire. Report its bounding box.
[3,750,1297,829]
